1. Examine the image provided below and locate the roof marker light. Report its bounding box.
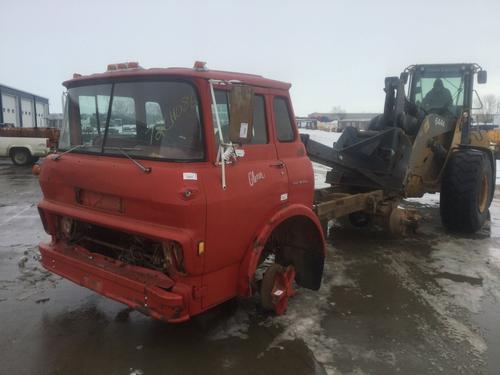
[107,62,142,71]
[193,61,208,72]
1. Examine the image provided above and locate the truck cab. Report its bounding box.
[37,62,325,321]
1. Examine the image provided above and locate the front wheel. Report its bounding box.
[260,264,296,315]
[10,148,32,166]
[440,149,493,233]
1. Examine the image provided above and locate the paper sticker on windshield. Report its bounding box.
[183,172,198,181]
[239,122,248,138]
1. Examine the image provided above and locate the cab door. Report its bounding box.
[271,95,315,206]
[202,91,288,309]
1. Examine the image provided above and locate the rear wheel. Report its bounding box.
[10,148,32,166]
[440,149,493,233]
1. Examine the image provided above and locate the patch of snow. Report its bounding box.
[208,308,250,340]
[488,247,500,267]
[405,194,440,207]
[299,129,342,147]
[259,256,357,375]
[431,238,500,304]
[435,278,484,314]
[384,245,489,357]
[299,129,341,189]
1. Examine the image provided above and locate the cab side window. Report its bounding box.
[212,90,230,149]
[212,91,268,145]
[250,95,268,144]
[273,97,295,142]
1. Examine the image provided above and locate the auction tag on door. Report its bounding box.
[239,122,248,138]
[183,172,198,181]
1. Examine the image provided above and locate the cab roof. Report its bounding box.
[63,64,292,91]
[406,63,482,72]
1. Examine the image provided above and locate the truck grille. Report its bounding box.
[65,220,167,272]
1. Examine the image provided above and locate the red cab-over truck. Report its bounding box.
[36,61,326,322]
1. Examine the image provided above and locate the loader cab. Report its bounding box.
[406,63,487,118]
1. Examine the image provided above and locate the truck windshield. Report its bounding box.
[59,80,204,161]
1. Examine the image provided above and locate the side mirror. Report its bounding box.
[384,76,400,91]
[477,70,487,84]
[400,72,409,84]
[229,84,254,143]
[414,86,422,94]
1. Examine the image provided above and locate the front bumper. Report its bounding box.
[39,241,190,322]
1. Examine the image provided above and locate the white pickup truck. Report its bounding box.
[0,126,58,165]
[0,135,50,165]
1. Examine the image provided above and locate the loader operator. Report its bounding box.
[422,78,453,115]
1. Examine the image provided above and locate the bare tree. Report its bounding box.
[331,106,346,120]
[475,94,499,124]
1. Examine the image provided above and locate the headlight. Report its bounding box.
[59,216,74,238]
[162,241,185,273]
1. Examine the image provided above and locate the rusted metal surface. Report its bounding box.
[404,114,457,197]
[314,189,384,220]
[372,200,421,236]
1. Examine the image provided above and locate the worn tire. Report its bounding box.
[10,148,32,166]
[440,149,493,233]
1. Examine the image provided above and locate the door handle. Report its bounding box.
[270,161,285,169]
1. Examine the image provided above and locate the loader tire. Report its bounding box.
[440,149,493,233]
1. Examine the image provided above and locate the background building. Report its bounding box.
[308,112,379,131]
[296,117,318,129]
[46,113,63,129]
[0,84,49,127]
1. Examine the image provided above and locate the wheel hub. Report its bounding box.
[478,174,489,213]
[269,265,296,315]
[15,153,27,164]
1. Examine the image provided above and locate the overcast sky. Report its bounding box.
[1,0,500,115]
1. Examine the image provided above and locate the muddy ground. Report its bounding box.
[1,159,499,375]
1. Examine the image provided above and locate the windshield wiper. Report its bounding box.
[52,144,88,160]
[103,146,152,174]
